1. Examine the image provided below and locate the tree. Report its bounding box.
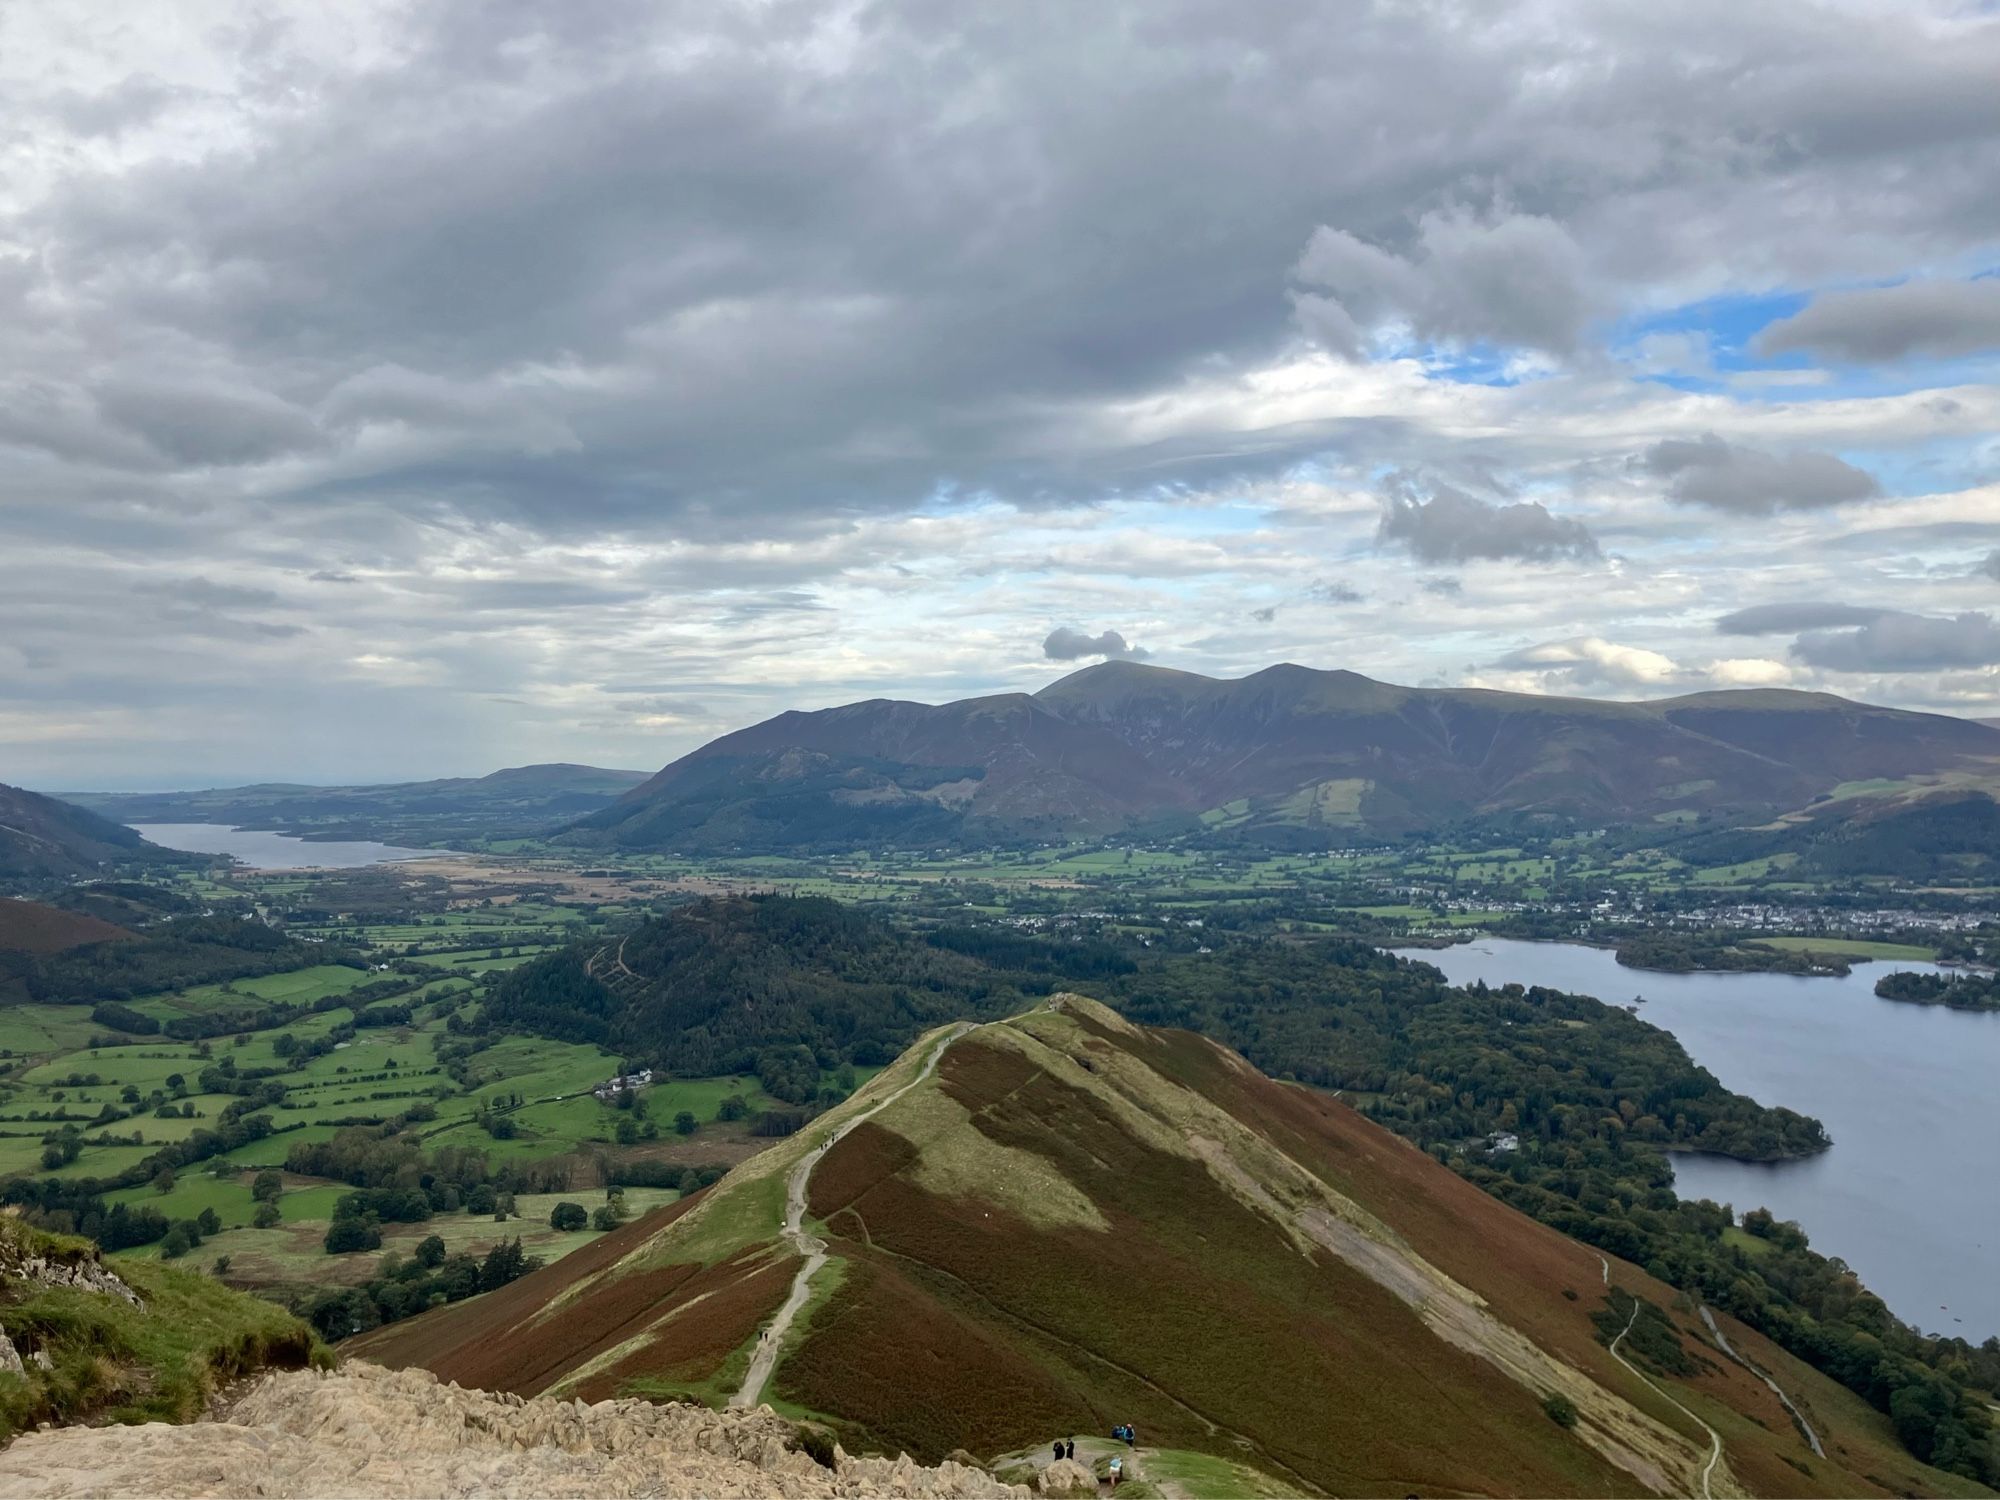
[591,1204,621,1231]
[716,1094,748,1122]
[414,1234,448,1269]
[152,1166,177,1194]
[253,1200,282,1229]
[196,1206,222,1236]
[325,1216,383,1254]
[159,1222,195,1259]
[251,1170,284,1203]
[674,1111,698,1136]
[548,1201,588,1232]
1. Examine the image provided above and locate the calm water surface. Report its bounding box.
[1405,938,2000,1340]
[131,823,450,870]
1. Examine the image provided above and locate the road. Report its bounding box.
[730,1022,975,1410]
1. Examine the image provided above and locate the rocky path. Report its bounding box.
[732,1023,975,1410]
[0,1362,1028,1499]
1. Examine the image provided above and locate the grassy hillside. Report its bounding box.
[352,999,1983,1497]
[567,661,2000,854]
[0,1216,321,1441]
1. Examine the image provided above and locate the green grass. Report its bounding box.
[1752,936,1937,961]
[0,1220,322,1441]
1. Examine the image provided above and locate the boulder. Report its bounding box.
[1039,1457,1098,1495]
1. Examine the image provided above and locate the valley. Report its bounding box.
[3,711,1997,1493]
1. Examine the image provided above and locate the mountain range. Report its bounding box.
[567,661,2000,852]
[67,763,649,849]
[354,996,1968,1497]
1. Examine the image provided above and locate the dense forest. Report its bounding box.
[1611,930,1848,976]
[481,896,1126,1073]
[1875,969,2000,1010]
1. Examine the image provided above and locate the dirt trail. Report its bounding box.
[731,1023,975,1410]
[1599,1257,1726,1500]
[1697,1304,1825,1458]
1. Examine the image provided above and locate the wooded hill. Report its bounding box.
[565,661,2000,854]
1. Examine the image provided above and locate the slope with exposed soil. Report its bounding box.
[353,998,1980,1498]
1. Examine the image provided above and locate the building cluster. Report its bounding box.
[592,1068,655,1101]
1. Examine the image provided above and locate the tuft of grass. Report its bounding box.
[0,1220,322,1442]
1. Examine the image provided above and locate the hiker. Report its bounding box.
[1123,1423,1137,1449]
[1108,1456,1123,1491]
[1064,1439,1075,1461]
[1052,1441,1063,1464]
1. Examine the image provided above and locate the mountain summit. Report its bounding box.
[566,663,2000,852]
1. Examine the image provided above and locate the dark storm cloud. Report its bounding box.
[1640,435,1881,514]
[1376,477,1599,565]
[1756,278,2000,362]
[1793,612,2000,671]
[1714,602,1894,636]
[1043,627,1148,662]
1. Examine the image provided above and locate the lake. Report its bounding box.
[130,823,452,870]
[1404,937,2000,1341]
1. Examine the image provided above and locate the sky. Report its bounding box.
[2,0,1998,790]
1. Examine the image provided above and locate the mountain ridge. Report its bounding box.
[569,662,2000,852]
[352,996,1973,1497]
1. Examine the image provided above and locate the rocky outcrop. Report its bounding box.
[0,1362,1032,1499]
[0,1234,140,1307]
[1036,1458,1097,1495]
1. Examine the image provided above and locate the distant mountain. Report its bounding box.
[354,995,1964,1496]
[0,782,183,883]
[68,763,650,849]
[568,661,2000,852]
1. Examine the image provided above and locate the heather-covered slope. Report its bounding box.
[571,661,2000,851]
[353,999,1976,1498]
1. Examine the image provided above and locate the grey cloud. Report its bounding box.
[1715,602,1892,636]
[1640,434,1880,514]
[1250,606,1277,623]
[1043,627,1148,662]
[309,570,360,584]
[1308,581,1362,604]
[1377,478,1599,565]
[1793,612,2000,671]
[1420,576,1463,597]
[141,576,282,610]
[93,380,324,467]
[1292,208,1591,358]
[1756,278,2000,362]
[1978,551,2000,583]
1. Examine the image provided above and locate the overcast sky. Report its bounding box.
[4,0,1998,789]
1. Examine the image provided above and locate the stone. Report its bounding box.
[0,1361,1036,1499]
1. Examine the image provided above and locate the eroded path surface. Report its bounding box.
[731,1023,975,1410]
[1599,1256,1728,1500]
